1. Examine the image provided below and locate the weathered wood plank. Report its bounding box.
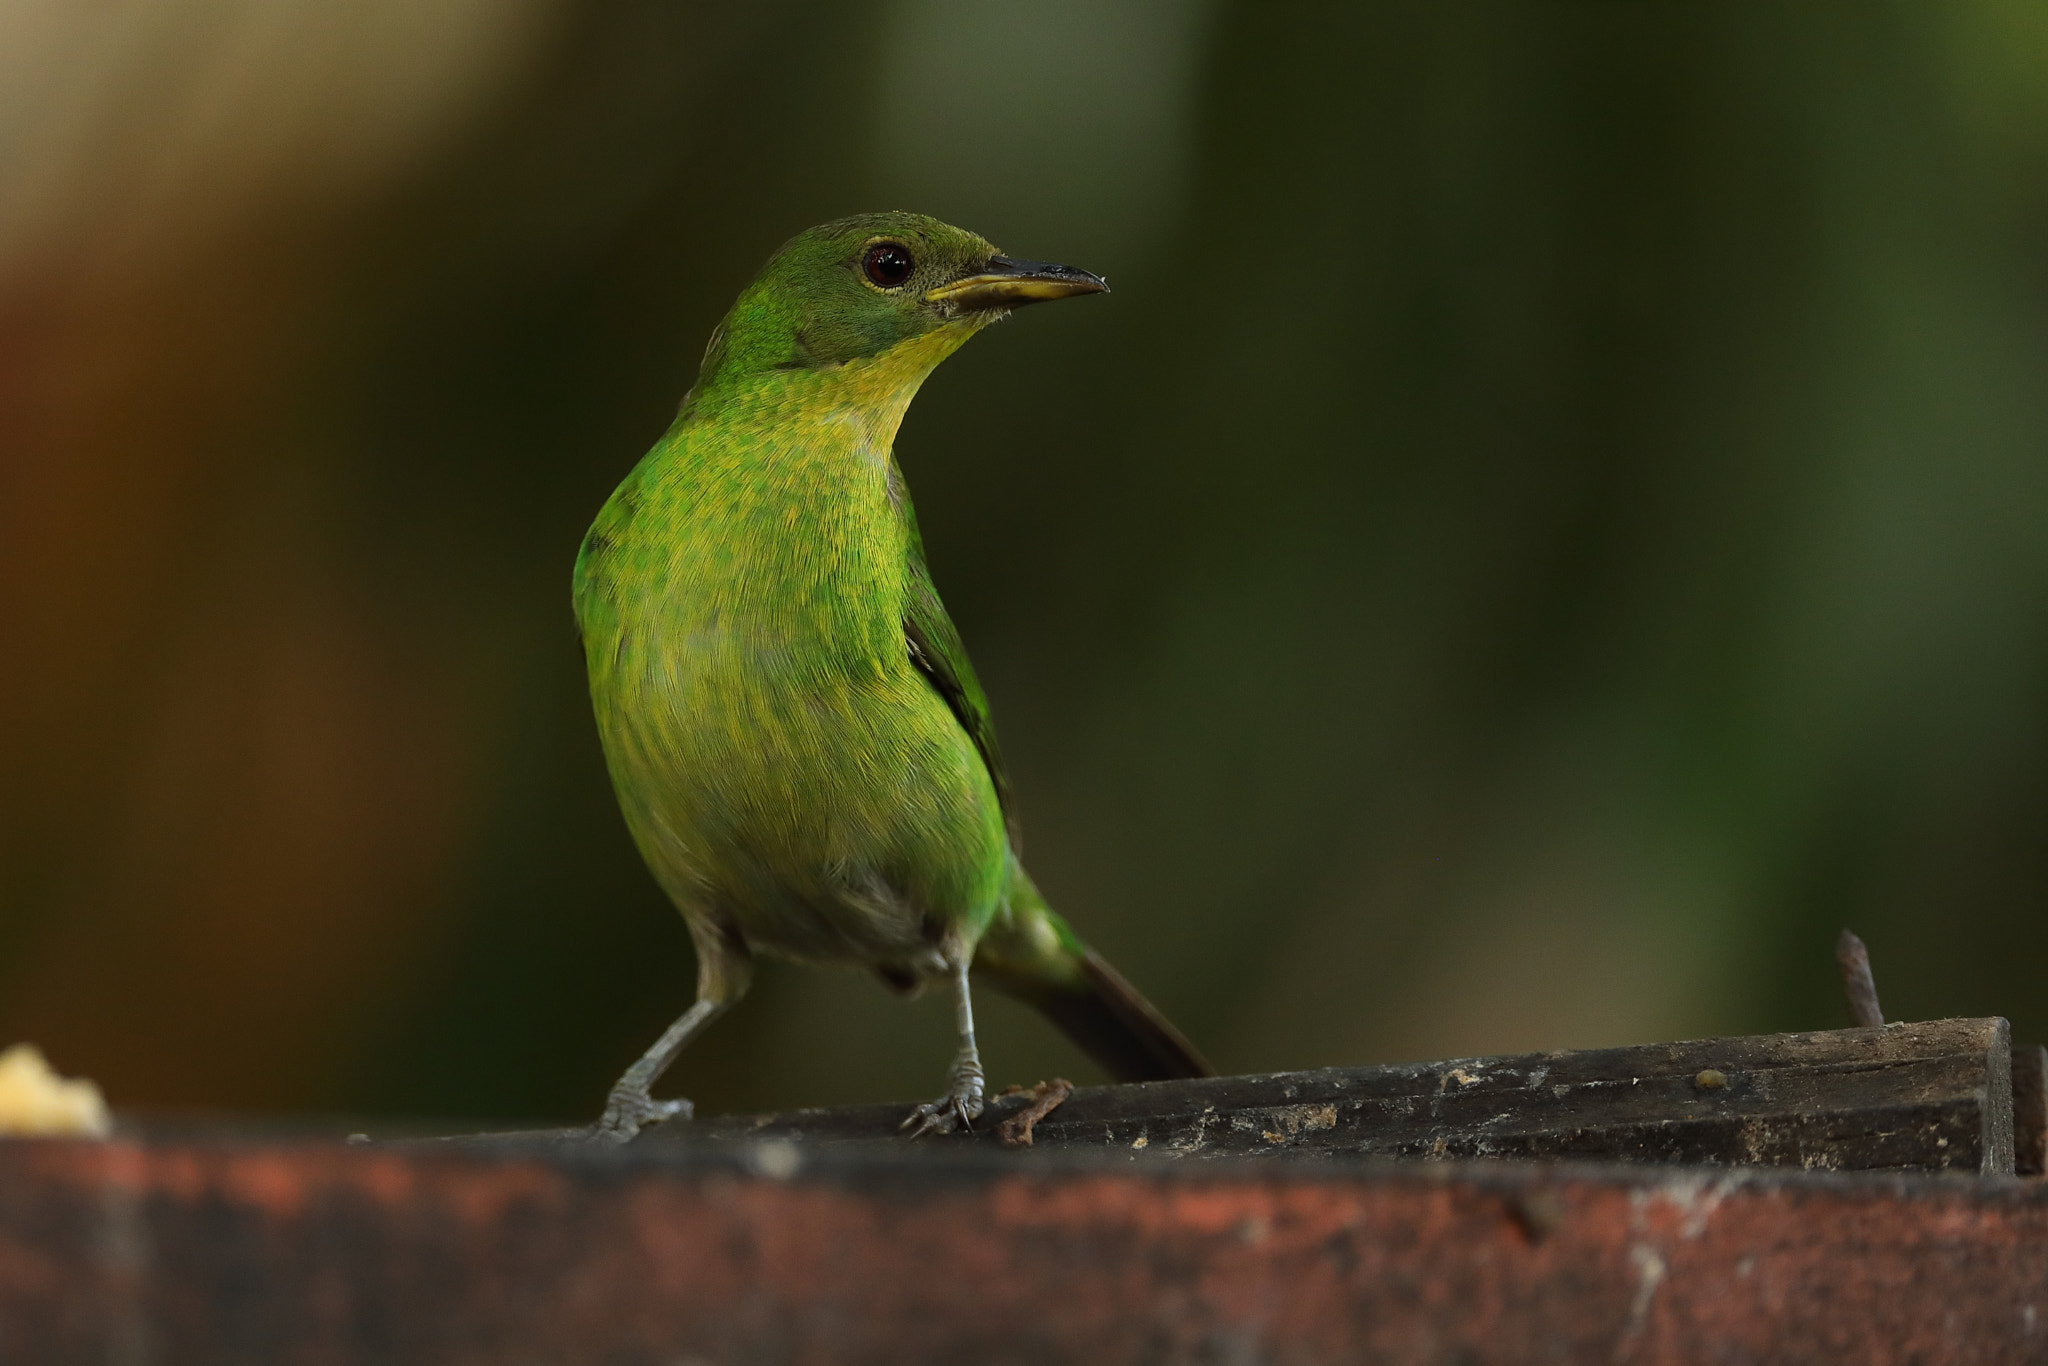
[644,1017,2016,1174]
[4,1132,2047,1365]
[2013,1043,2046,1176]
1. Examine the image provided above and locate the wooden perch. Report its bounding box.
[2013,1042,2047,1177]
[564,1017,2022,1175]
[6,1127,2048,1364]
[0,1020,2036,1362]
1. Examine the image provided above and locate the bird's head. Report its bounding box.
[690,212,1106,398]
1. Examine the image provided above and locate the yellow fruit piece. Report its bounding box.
[0,1044,110,1138]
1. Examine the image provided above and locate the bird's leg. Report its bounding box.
[586,922,751,1145]
[590,998,717,1142]
[902,956,987,1138]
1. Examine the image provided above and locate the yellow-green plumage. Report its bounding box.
[574,213,1207,1141]
[580,329,1005,965]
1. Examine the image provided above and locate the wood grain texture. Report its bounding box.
[645,1017,2018,1175]
[2,1132,2045,1365]
[2013,1043,2046,1177]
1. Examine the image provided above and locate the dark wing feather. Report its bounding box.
[893,469,1211,1082]
[894,469,1018,850]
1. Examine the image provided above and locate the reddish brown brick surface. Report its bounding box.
[1,1132,2044,1364]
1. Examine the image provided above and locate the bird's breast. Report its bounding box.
[586,406,910,663]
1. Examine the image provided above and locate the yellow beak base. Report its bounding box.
[924,256,1109,311]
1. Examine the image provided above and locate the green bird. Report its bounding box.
[573,212,1210,1142]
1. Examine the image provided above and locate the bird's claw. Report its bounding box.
[900,1092,983,1139]
[583,1086,692,1145]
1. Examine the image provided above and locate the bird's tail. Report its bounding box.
[971,860,1212,1082]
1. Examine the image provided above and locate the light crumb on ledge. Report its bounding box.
[0,1044,110,1138]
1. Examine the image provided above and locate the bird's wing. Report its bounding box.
[895,473,1018,850]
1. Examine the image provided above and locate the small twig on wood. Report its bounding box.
[1836,929,1884,1028]
[998,1078,1073,1147]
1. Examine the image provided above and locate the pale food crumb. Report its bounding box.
[0,1044,111,1138]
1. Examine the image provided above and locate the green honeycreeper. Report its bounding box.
[573,213,1210,1142]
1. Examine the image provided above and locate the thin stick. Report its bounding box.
[1836,929,1884,1028]
[998,1078,1074,1147]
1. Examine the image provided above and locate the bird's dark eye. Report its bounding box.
[863,242,915,288]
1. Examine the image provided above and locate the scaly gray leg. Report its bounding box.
[586,921,751,1145]
[902,957,987,1137]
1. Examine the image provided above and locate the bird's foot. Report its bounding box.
[900,1089,984,1139]
[901,1055,986,1139]
[582,1085,692,1145]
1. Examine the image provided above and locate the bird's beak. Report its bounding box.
[924,255,1109,311]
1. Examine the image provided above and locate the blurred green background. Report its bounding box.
[3,0,2045,1124]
